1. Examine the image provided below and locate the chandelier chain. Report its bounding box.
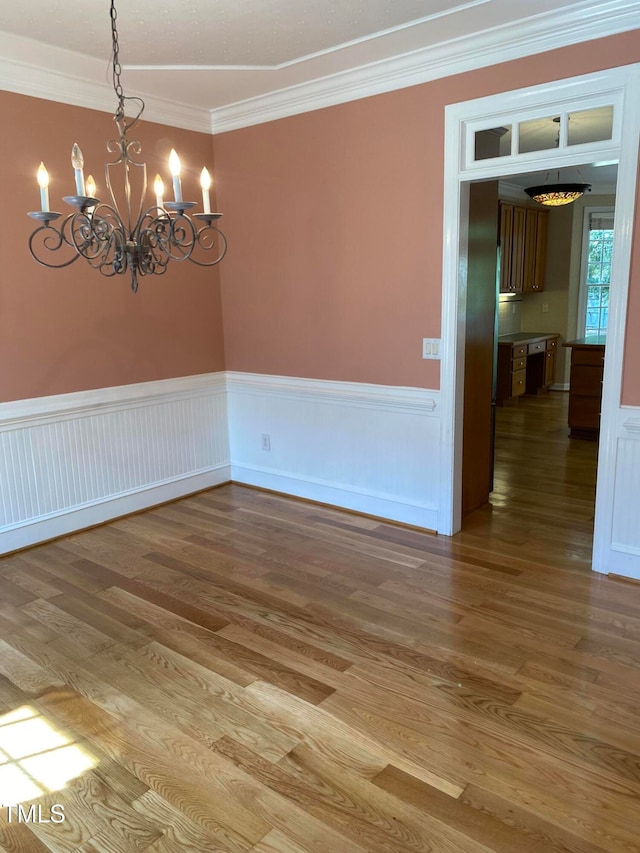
[109,0,143,132]
[110,0,124,117]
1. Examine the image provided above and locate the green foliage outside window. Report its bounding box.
[585,228,613,337]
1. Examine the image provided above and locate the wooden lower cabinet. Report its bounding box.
[544,347,557,386]
[563,339,605,439]
[496,333,559,405]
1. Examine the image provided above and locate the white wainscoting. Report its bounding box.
[227,372,441,531]
[593,405,640,579]
[0,373,230,555]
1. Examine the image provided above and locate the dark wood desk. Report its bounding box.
[496,332,559,406]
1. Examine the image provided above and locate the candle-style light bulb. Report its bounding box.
[85,174,96,198]
[71,143,85,196]
[168,149,182,202]
[200,167,212,215]
[154,173,165,210]
[37,162,50,212]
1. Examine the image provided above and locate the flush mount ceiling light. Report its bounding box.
[27,0,227,293]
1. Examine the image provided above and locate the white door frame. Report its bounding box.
[438,64,640,576]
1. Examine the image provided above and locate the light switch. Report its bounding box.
[422,338,441,360]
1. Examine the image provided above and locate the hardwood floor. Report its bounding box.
[1,394,639,852]
[463,391,598,568]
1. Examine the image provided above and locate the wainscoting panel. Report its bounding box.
[594,406,640,579]
[0,374,229,554]
[227,372,441,530]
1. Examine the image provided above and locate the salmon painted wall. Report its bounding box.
[215,31,640,400]
[0,91,224,403]
[622,149,640,403]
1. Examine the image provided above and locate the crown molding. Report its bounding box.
[0,32,212,134]
[1,2,638,136]
[211,0,640,133]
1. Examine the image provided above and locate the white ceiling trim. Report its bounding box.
[211,0,640,133]
[0,32,212,134]
[1,0,638,136]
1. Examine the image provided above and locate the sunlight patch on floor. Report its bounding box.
[0,705,97,805]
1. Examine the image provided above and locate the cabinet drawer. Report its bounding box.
[512,356,527,371]
[512,344,527,359]
[570,365,603,396]
[568,395,601,429]
[528,340,546,355]
[572,347,605,366]
[546,337,558,351]
[512,369,527,396]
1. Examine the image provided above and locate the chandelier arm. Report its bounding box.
[161,214,199,261]
[28,219,84,269]
[187,226,228,267]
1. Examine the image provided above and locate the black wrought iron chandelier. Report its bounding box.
[27,0,227,293]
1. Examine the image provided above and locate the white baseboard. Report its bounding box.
[550,383,570,391]
[0,466,230,555]
[231,465,438,531]
[227,372,440,530]
[0,373,230,555]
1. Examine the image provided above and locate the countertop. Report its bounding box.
[498,332,558,344]
[563,335,606,347]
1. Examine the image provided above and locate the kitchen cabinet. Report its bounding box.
[563,337,606,439]
[499,202,548,294]
[496,333,559,405]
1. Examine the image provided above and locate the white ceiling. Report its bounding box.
[0,0,638,132]
[1,0,473,67]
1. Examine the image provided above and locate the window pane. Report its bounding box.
[518,115,560,153]
[568,106,614,145]
[474,126,511,160]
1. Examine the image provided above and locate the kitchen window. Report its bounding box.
[579,207,614,338]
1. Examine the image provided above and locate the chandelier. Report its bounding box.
[27,0,227,293]
[524,180,592,207]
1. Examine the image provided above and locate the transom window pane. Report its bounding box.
[518,115,560,154]
[568,106,614,146]
[474,126,511,160]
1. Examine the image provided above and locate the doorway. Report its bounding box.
[438,65,640,576]
[460,162,617,563]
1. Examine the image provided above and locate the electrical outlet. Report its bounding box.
[422,338,441,360]
[542,303,549,314]
[261,433,271,451]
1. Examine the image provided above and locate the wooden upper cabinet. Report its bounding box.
[511,205,526,293]
[499,202,515,293]
[499,202,548,294]
[534,210,548,290]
